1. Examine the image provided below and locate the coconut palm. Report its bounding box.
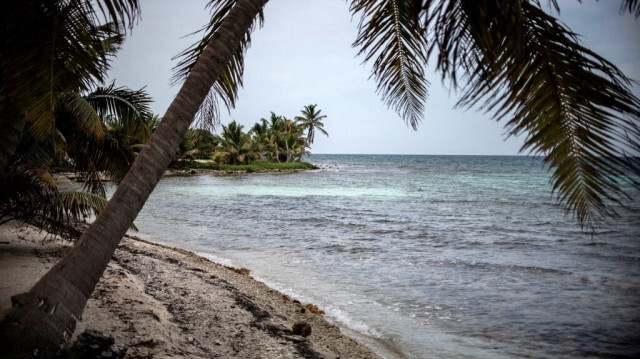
[2,1,640,356]
[0,157,108,239]
[178,128,220,159]
[179,0,640,229]
[219,120,258,164]
[250,118,269,143]
[279,117,298,162]
[264,112,286,162]
[295,104,329,146]
[0,0,265,355]
[0,0,141,176]
[58,84,153,194]
[0,84,151,238]
[249,118,270,159]
[287,131,311,162]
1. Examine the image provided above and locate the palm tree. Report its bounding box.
[280,117,297,162]
[58,84,153,195]
[0,84,151,238]
[264,112,286,162]
[0,0,268,356]
[287,131,311,162]
[219,120,257,164]
[295,104,329,146]
[263,113,305,162]
[0,0,141,176]
[352,0,640,228]
[2,0,639,356]
[178,128,219,159]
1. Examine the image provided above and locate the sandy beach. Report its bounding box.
[0,221,381,358]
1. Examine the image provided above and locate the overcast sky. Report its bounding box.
[106,0,640,155]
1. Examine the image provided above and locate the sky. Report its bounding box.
[106,0,640,155]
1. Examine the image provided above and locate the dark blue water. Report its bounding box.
[133,155,640,358]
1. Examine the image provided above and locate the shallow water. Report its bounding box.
[132,155,640,358]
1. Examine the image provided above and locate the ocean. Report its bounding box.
[131,154,640,358]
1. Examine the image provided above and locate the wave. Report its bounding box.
[425,259,573,276]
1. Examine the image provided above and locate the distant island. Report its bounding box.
[169,160,317,174]
[171,105,328,173]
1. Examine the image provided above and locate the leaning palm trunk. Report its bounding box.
[0,0,268,357]
[0,100,24,176]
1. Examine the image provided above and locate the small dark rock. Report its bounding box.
[292,321,312,337]
[66,327,126,359]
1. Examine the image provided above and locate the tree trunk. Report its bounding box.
[0,0,268,357]
[0,62,26,176]
[0,112,24,176]
[285,140,290,162]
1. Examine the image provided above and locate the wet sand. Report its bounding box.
[0,222,381,358]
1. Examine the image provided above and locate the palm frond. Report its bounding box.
[4,2,125,141]
[71,85,150,188]
[52,85,152,194]
[59,92,105,139]
[93,0,142,31]
[172,0,264,125]
[621,0,640,16]
[63,127,133,195]
[431,1,640,228]
[47,190,107,225]
[193,90,222,131]
[3,161,58,198]
[87,82,152,130]
[0,158,58,227]
[350,0,430,129]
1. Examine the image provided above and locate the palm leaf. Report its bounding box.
[621,0,640,16]
[52,86,151,195]
[59,92,105,139]
[425,1,640,229]
[172,0,264,128]
[87,83,152,130]
[49,191,108,224]
[350,0,430,129]
[93,0,142,31]
[4,1,125,141]
[193,90,222,131]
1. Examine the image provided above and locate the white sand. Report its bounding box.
[0,221,381,358]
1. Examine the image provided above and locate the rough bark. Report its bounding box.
[0,1,25,176]
[0,0,269,357]
[0,111,24,177]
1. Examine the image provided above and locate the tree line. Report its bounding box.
[180,105,328,165]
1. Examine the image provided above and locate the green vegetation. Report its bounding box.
[2,1,640,356]
[0,0,153,238]
[174,104,329,167]
[174,160,316,172]
[0,83,154,237]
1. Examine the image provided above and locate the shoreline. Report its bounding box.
[164,167,316,176]
[0,221,384,358]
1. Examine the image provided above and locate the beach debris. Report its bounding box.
[304,303,325,315]
[224,265,251,276]
[292,321,312,337]
[67,327,126,359]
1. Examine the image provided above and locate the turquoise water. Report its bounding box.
[133,155,640,358]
